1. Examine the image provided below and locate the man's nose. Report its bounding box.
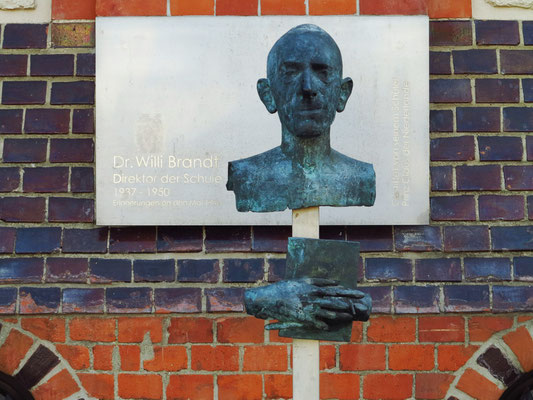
[301,69,317,97]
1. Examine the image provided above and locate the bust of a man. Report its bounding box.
[227,24,376,212]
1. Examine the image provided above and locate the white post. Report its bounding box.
[292,207,320,400]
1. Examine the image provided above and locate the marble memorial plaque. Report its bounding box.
[96,16,429,225]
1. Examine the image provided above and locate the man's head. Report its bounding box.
[257,24,353,138]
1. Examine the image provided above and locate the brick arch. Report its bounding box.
[0,320,94,400]
[446,319,533,400]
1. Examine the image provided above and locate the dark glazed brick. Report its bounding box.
[46,258,88,283]
[515,257,533,281]
[0,288,16,313]
[394,226,442,252]
[493,286,533,312]
[479,195,524,221]
[0,227,16,253]
[23,167,68,193]
[48,197,94,223]
[430,196,476,221]
[365,258,412,282]
[72,109,94,133]
[3,139,47,163]
[16,346,60,389]
[134,260,175,282]
[504,166,533,190]
[456,107,500,132]
[178,259,219,283]
[268,258,287,282]
[504,108,533,132]
[501,51,533,74]
[525,21,533,45]
[444,226,490,252]
[431,166,453,191]
[62,288,104,313]
[529,196,533,220]
[453,50,497,74]
[475,21,519,45]
[477,345,520,386]
[430,21,472,46]
[3,24,47,49]
[223,259,263,282]
[320,226,345,240]
[253,226,290,252]
[492,226,533,251]
[444,286,490,312]
[431,136,475,161]
[205,288,244,312]
[71,167,94,193]
[89,259,131,283]
[157,226,202,252]
[430,79,471,103]
[346,226,393,252]
[30,54,74,76]
[15,227,61,254]
[476,79,519,103]
[0,110,23,133]
[50,138,94,162]
[0,55,27,76]
[63,228,107,253]
[0,258,43,283]
[0,197,45,222]
[77,53,95,76]
[205,226,251,253]
[456,165,501,191]
[25,109,70,134]
[2,81,46,105]
[430,52,451,75]
[465,258,511,281]
[51,81,95,105]
[109,227,156,253]
[358,286,391,313]
[415,259,461,282]
[430,110,453,132]
[394,286,439,314]
[154,288,202,313]
[478,136,522,161]
[19,287,60,314]
[525,80,533,103]
[106,287,152,313]
[0,168,19,192]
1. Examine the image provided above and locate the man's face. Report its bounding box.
[269,32,343,138]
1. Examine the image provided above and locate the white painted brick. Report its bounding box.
[0,0,35,10]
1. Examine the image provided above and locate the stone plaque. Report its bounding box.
[96,16,429,225]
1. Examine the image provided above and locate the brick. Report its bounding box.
[0,168,20,192]
[453,49,497,74]
[3,138,47,163]
[31,369,79,399]
[51,81,94,105]
[53,0,96,19]
[0,329,33,375]
[476,20,519,45]
[134,259,174,282]
[339,344,386,370]
[515,257,533,281]
[394,286,439,313]
[144,346,187,371]
[77,53,95,76]
[428,0,470,18]
[30,54,74,76]
[0,227,16,253]
[110,226,156,253]
[15,227,61,254]
[56,344,90,369]
[205,226,251,252]
[119,345,140,370]
[96,0,166,15]
[504,166,533,190]
[394,226,442,251]
[366,258,412,281]
[476,79,519,104]
[49,197,93,223]
[0,109,23,133]
[501,50,533,74]
[0,54,27,76]
[243,345,288,371]
[528,137,533,160]
[168,317,213,343]
[170,0,214,15]
[492,226,533,250]
[430,21,472,46]
[416,373,455,400]
[218,374,262,400]
[416,258,461,281]
[2,81,46,105]
[469,316,514,342]
[431,137,475,161]
[525,21,533,45]
[457,369,504,399]
[430,79,471,103]
[52,23,95,48]
[70,318,116,342]
[264,374,291,399]
[431,166,453,191]
[0,197,45,222]
[206,288,245,312]
[71,167,94,192]
[62,288,104,313]
[157,226,202,252]
[363,374,413,400]
[444,285,490,312]
[154,288,201,313]
[360,286,392,313]
[25,108,70,134]
[21,317,65,342]
[72,109,94,133]
[0,288,16,313]
[50,138,94,162]
[465,257,511,281]
[457,165,501,191]
[525,79,533,103]
[262,0,305,14]
[223,258,263,282]
[191,345,239,371]
[93,345,113,370]
[419,316,465,342]
[367,316,416,343]
[319,373,359,400]
[23,167,68,193]
[309,0,356,14]
[346,226,393,252]
[444,226,490,251]
[178,259,219,283]
[457,107,500,132]
[360,0,425,14]
[503,326,533,371]
[389,344,434,370]
[3,24,47,49]
[477,345,520,386]
[167,375,213,400]
[479,195,524,221]
[504,107,533,132]
[0,258,43,283]
[438,344,479,371]
[118,374,162,400]
[320,345,336,369]
[107,287,152,313]
[529,196,533,220]
[430,109,453,132]
[321,226,346,241]
[494,286,533,312]
[252,225,290,252]
[19,287,60,314]
[479,136,522,161]
[218,316,264,343]
[63,228,107,253]
[78,373,113,400]
[268,258,286,282]
[430,52,451,75]
[216,0,257,15]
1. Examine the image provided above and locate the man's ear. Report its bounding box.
[257,78,277,114]
[337,77,353,112]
